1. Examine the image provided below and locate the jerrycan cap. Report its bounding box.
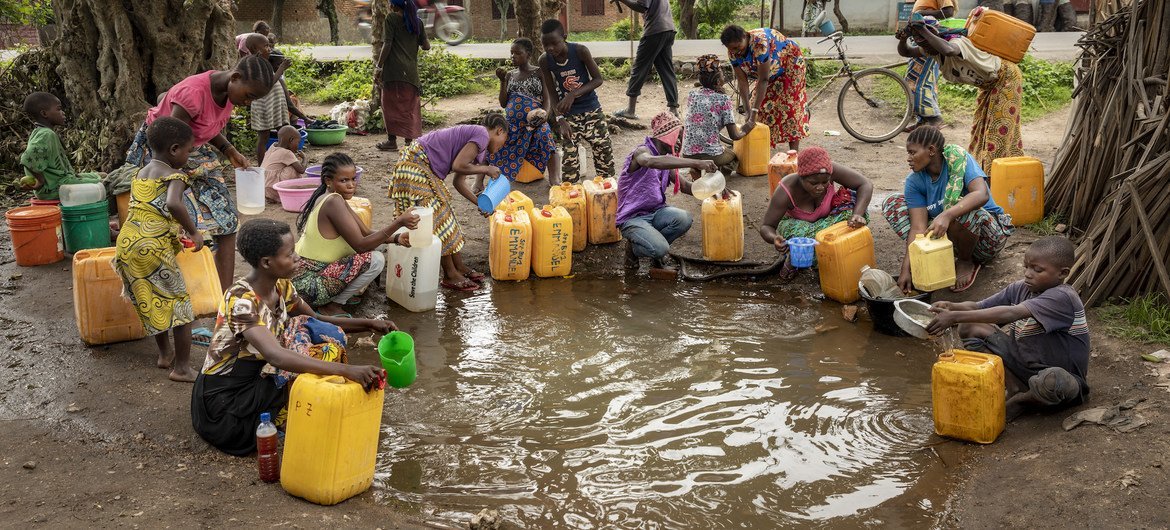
[569,190,580,198]
[504,213,513,223]
[560,182,572,189]
[541,206,553,217]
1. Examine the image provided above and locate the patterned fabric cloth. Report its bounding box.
[775,187,859,253]
[202,278,299,375]
[681,88,735,157]
[291,251,377,307]
[250,81,289,131]
[113,170,195,336]
[969,62,1025,172]
[729,29,809,146]
[906,56,941,120]
[940,144,969,209]
[696,53,720,73]
[506,69,544,101]
[487,92,555,181]
[389,142,466,256]
[125,122,239,236]
[20,125,102,201]
[881,193,1012,263]
[558,107,616,183]
[264,315,349,389]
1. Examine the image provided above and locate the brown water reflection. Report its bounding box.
[356,275,947,528]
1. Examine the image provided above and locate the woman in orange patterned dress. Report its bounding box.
[721,25,810,151]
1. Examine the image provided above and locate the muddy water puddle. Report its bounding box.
[352,276,952,528]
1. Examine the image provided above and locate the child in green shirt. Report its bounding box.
[18,92,102,201]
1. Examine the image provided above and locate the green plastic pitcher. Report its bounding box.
[377,331,417,388]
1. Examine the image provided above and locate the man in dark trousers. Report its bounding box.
[610,0,678,120]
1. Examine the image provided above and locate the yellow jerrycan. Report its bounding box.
[549,182,588,251]
[990,156,1044,226]
[346,196,373,229]
[531,205,574,277]
[932,349,1005,444]
[814,222,876,303]
[281,374,385,505]
[176,246,224,317]
[494,190,534,217]
[489,208,532,281]
[732,122,771,176]
[72,247,147,345]
[701,191,744,261]
[582,176,622,244]
[515,160,545,183]
[909,233,957,292]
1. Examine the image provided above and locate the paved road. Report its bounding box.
[302,32,1084,63]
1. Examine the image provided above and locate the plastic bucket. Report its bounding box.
[273,177,323,213]
[819,19,836,35]
[29,198,60,207]
[377,331,417,388]
[264,128,308,151]
[788,237,817,268]
[6,205,65,266]
[860,281,931,337]
[305,164,363,184]
[61,201,112,254]
[234,167,266,215]
[477,177,511,214]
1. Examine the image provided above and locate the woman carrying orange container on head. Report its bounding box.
[720,25,809,151]
[758,146,873,279]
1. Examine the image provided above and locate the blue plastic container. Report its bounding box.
[264,128,308,151]
[477,176,511,214]
[788,237,818,268]
[820,19,836,35]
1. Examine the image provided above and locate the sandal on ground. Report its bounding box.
[777,256,799,282]
[441,279,480,292]
[950,263,982,293]
[464,270,486,283]
[375,140,399,152]
[612,109,640,120]
[192,327,213,346]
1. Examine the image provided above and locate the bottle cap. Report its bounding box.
[260,412,271,423]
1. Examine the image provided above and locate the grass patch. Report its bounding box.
[1099,294,1170,345]
[1026,212,1065,236]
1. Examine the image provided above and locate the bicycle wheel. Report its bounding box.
[836,68,914,143]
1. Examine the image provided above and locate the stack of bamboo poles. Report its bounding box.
[1044,0,1170,307]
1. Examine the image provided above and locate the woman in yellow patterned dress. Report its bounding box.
[114,117,202,383]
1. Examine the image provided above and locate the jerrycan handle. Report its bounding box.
[323,375,348,384]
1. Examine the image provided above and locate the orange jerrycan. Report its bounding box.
[814,222,875,303]
[966,7,1035,63]
[489,208,532,281]
[177,246,224,317]
[494,190,534,217]
[73,247,147,345]
[346,196,373,229]
[701,191,744,262]
[281,374,385,505]
[932,349,1005,444]
[515,160,545,183]
[990,156,1044,226]
[531,205,573,277]
[732,122,771,176]
[549,182,588,251]
[582,176,622,244]
[768,150,799,196]
[909,233,957,292]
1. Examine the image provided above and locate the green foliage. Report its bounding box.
[418,48,493,99]
[670,0,748,38]
[281,47,492,104]
[282,48,326,99]
[422,109,447,127]
[608,18,642,41]
[227,109,257,159]
[0,0,53,26]
[1026,212,1065,236]
[314,60,375,103]
[938,55,1074,122]
[1100,294,1170,345]
[597,58,631,80]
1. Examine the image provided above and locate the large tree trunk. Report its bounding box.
[496,0,511,39]
[48,0,235,171]
[517,0,565,54]
[832,0,848,33]
[679,0,697,38]
[318,0,340,45]
[370,0,389,110]
[272,0,287,38]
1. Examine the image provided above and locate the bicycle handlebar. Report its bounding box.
[816,31,845,44]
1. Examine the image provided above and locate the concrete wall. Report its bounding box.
[779,0,983,33]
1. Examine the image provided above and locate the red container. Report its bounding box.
[6,205,65,266]
[29,198,61,207]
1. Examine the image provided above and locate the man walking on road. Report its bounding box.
[610,0,678,120]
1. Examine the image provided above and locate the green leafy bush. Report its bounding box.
[418,48,488,99]
[281,47,492,104]
[937,55,1073,122]
[227,109,257,157]
[608,18,642,41]
[314,60,375,103]
[597,58,631,80]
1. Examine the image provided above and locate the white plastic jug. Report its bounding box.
[409,206,434,248]
[235,167,265,215]
[386,228,441,312]
[691,171,726,200]
[59,183,106,207]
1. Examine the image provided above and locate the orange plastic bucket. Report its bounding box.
[6,205,65,266]
[29,198,60,207]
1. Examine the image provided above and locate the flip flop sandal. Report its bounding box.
[950,263,983,293]
[612,109,640,120]
[465,271,487,283]
[441,279,480,292]
[192,327,213,346]
[777,256,799,282]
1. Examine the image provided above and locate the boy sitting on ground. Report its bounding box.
[18,92,102,200]
[263,125,306,202]
[927,236,1089,419]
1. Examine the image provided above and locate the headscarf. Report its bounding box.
[391,0,423,36]
[651,112,682,149]
[796,146,833,177]
[697,54,721,74]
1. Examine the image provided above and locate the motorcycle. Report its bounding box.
[353,0,471,46]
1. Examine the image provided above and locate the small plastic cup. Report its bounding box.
[377,331,417,388]
[788,237,818,268]
[477,176,511,214]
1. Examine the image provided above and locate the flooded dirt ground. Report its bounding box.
[2,80,1168,528]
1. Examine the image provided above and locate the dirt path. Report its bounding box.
[2,80,1166,528]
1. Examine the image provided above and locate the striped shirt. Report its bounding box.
[979,281,1090,386]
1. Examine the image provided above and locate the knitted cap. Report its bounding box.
[797,146,833,177]
[651,112,682,148]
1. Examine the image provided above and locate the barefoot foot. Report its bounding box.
[169,366,198,383]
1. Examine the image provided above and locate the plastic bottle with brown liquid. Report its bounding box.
[257,412,280,483]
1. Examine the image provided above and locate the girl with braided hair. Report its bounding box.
[123,54,277,291]
[882,125,1013,293]
[291,153,419,315]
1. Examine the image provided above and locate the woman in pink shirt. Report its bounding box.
[758,146,873,279]
[123,55,275,290]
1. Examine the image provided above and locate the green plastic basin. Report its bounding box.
[305,127,348,146]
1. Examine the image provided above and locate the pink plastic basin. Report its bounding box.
[272,177,322,213]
